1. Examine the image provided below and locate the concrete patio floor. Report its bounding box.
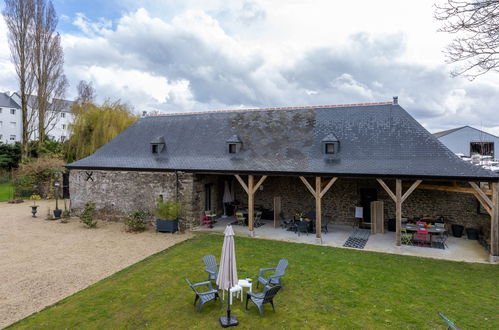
[194,216,491,263]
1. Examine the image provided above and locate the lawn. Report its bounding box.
[8,234,499,329]
[0,182,13,201]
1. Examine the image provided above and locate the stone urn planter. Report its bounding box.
[156,218,179,233]
[31,205,39,218]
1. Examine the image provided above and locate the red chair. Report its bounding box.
[414,229,430,247]
[416,221,426,226]
[200,214,214,228]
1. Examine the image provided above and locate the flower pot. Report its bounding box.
[156,218,178,233]
[451,224,464,238]
[53,209,62,218]
[31,205,38,218]
[466,228,478,240]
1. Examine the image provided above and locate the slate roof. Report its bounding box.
[67,102,499,181]
[433,125,499,139]
[0,92,19,108]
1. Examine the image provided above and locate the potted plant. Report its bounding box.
[53,182,62,218]
[155,197,181,233]
[30,194,41,218]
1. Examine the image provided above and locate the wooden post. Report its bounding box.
[492,182,499,262]
[273,196,281,228]
[248,175,254,235]
[315,177,322,241]
[395,179,402,246]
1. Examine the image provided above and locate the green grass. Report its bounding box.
[8,234,499,329]
[0,182,13,201]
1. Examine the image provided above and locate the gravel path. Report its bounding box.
[0,200,192,328]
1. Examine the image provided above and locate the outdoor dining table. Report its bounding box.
[403,224,446,245]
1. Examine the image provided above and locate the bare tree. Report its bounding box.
[32,0,68,146]
[435,0,499,79]
[76,80,96,105]
[3,0,36,159]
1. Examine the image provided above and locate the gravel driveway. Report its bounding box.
[0,200,192,328]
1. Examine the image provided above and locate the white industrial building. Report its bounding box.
[0,91,73,144]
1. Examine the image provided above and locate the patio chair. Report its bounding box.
[235,212,246,226]
[245,285,281,317]
[401,227,413,245]
[279,212,293,230]
[202,254,218,281]
[433,231,449,249]
[437,312,460,329]
[185,278,222,312]
[321,217,330,233]
[204,210,217,221]
[413,229,430,247]
[200,214,215,228]
[257,259,288,288]
[254,211,263,227]
[296,220,309,236]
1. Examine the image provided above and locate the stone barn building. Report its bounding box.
[66,99,499,262]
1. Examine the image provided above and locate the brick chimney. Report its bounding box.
[393,96,398,105]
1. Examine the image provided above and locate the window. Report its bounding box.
[0,134,2,140]
[470,142,494,156]
[62,124,66,130]
[10,109,15,115]
[10,135,15,141]
[0,121,2,127]
[0,108,2,113]
[60,136,66,142]
[61,112,65,118]
[151,144,159,154]
[325,143,335,154]
[10,121,16,127]
[228,143,237,154]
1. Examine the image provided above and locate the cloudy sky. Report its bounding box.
[1,0,499,134]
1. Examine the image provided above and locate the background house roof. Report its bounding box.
[433,125,499,140]
[0,92,20,108]
[67,102,499,180]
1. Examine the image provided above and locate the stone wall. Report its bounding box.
[69,169,198,226]
[232,176,491,231]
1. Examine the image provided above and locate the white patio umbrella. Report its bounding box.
[222,181,234,218]
[216,224,239,327]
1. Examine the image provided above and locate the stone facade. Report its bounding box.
[70,170,491,235]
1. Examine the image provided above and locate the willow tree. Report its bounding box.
[67,101,139,162]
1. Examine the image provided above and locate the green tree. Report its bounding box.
[0,143,22,170]
[67,101,139,161]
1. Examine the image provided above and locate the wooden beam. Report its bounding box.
[320,177,338,198]
[315,177,322,239]
[469,182,493,209]
[234,174,249,194]
[248,175,254,232]
[401,180,422,203]
[395,179,402,246]
[491,182,499,258]
[473,192,492,216]
[299,176,316,196]
[414,184,492,196]
[376,178,396,202]
[252,176,267,194]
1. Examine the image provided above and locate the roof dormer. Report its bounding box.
[322,133,340,155]
[150,136,166,154]
[226,135,242,154]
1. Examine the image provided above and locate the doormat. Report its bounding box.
[343,228,370,249]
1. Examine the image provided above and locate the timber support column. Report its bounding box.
[234,174,267,238]
[492,182,499,262]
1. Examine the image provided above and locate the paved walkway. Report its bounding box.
[0,200,192,328]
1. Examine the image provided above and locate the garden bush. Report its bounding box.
[124,210,150,232]
[80,202,97,228]
[12,157,65,198]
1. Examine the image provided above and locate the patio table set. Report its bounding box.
[401,221,448,249]
[279,211,330,235]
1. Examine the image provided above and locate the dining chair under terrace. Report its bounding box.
[257,259,288,288]
[401,227,413,245]
[414,229,430,247]
[185,279,222,312]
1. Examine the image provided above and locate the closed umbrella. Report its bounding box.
[217,224,239,327]
[222,181,234,218]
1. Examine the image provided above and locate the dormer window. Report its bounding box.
[325,143,335,154]
[150,136,166,154]
[322,133,340,156]
[226,135,242,154]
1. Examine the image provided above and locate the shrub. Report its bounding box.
[80,202,97,228]
[0,142,21,170]
[124,210,149,232]
[154,198,181,219]
[13,157,65,198]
